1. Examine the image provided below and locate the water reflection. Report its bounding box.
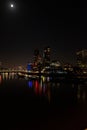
[0,73,87,129]
[77,84,87,103]
[28,81,33,88]
[27,77,51,102]
[0,73,87,105]
[0,75,2,84]
[77,85,81,100]
[27,76,87,105]
[34,80,39,94]
[1,72,16,80]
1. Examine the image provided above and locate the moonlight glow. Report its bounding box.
[11,4,14,8]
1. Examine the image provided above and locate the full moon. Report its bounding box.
[11,4,14,8]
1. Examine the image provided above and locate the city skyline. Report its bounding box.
[0,0,87,67]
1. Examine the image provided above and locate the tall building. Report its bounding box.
[43,46,51,66]
[33,49,42,70]
[76,49,87,68]
[0,62,2,69]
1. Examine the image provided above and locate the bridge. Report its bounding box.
[0,70,41,76]
[0,69,28,73]
[0,69,87,80]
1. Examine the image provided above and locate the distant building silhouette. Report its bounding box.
[33,49,42,70]
[43,46,51,66]
[76,49,87,68]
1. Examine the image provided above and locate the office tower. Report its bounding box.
[76,49,87,68]
[33,49,42,70]
[43,46,51,66]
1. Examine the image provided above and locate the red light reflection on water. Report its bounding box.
[34,80,39,94]
[35,80,39,88]
[0,75,2,84]
[31,78,51,103]
[34,80,43,95]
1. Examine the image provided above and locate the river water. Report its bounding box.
[0,73,87,130]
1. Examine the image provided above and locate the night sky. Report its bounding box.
[0,0,87,67]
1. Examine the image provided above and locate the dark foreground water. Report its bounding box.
[0,73,87,130]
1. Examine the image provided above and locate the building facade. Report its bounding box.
[43,46,51,66]
[76,49,87,68]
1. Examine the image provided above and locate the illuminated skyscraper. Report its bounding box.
[43,46,51,66]
[76,49,87,68]
[34,49,40,64]
[33,49,42,70]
